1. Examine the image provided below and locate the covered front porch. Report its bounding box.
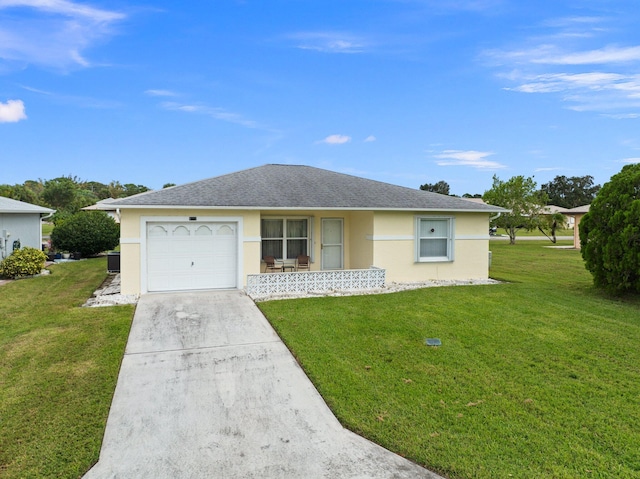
[251,211,382,298]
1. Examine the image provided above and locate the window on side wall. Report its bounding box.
[415,216,454,262]
[261,218,309,259]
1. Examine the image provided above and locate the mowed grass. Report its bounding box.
[0,259,134,478]
[494,227,573,237]
[259,241,640,479]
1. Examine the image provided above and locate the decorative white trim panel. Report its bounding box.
[246,268,386,299]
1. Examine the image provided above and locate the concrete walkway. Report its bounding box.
[84,291,442,479]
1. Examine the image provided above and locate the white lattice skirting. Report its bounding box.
[246,268,386,298]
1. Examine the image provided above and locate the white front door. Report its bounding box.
[146,222,237,292]
[321,218,343,270]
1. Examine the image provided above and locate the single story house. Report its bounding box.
[107,164,507,296]
[0,197,55,260]
[564,204,590,249]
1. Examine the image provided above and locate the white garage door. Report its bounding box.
[146,222,237,292]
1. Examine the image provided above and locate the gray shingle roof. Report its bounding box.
[110,164,506,212]
[0,196,55,214]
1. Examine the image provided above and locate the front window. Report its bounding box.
[261,218,309,259]
[416,216,454,262]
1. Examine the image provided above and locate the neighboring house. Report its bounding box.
[564,204,590,249]
[541,205,569,216]
[0,197,55,260]
[106,164,507,295]
[83,198,120,223]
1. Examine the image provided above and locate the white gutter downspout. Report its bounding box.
[41,211,55,252]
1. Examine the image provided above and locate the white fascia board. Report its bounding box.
[112,204,508,213]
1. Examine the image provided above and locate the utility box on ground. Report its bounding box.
[107,252,121,273]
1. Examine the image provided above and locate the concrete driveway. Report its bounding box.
[84,291,443,479]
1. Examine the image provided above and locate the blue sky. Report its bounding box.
[1,0,639,196]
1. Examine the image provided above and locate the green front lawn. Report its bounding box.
[259,242,640,478]
[0,259,134,478]
[493,227,573,237]
[42,222,54,237]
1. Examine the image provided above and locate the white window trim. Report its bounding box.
[261,216,312,261]
[415,215,455,263]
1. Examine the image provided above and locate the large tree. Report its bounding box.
[483,175,548,244]
[42,177,79,210]
[579,163,640,294]
[420,180,450,195]
[541,175,600,208]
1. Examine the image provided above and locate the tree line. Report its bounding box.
[0,176,155,222]
[420,174,600,209]
[421,174,601,245]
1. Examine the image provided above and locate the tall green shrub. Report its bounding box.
[51,211,120,257]
[579,163,640,294]
[0,247,47,279]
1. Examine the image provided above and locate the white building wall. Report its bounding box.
[0,214,44,259]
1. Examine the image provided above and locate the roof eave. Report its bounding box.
[110,204,508,213]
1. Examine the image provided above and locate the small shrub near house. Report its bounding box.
[51,211,120,258]
[0,247,47,279]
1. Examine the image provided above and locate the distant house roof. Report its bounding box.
[0,196,54,215]
[460,198,486,205]
[83,198,117,211]
[542,205,569,214]
[109,164,507,212]
[564,204,590,214]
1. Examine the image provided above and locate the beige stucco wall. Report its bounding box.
[119,208,261,295]
[369,211,491,282]
[118,208,491,294]
[348,211,374,269]
[571,213,585,249]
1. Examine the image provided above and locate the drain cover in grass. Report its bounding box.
[425,338,441,346]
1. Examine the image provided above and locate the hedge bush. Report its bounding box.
[0,247,47,279]
[579,163,640,294]
[51,211,120,257]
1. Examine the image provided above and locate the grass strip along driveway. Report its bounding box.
[259,242,640,479]
[0,259,133,478]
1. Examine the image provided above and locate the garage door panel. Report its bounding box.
[146,222,237,292]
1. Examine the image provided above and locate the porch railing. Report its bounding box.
[246,267,386,299]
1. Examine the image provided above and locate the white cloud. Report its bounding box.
[160,102,260,129]
[320,134,351,145]
[288,32,367,53]
[532,45,640,65]
[485,13,640,116]
[434,150,506,169]
[0,0,124,22]
[534,167,562,172]
[145,89,177,97]
[364,135,376,142]
[621,157,640,164]
[0,99,27,122]
[0,0,125,71]
[603,113,640,119]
